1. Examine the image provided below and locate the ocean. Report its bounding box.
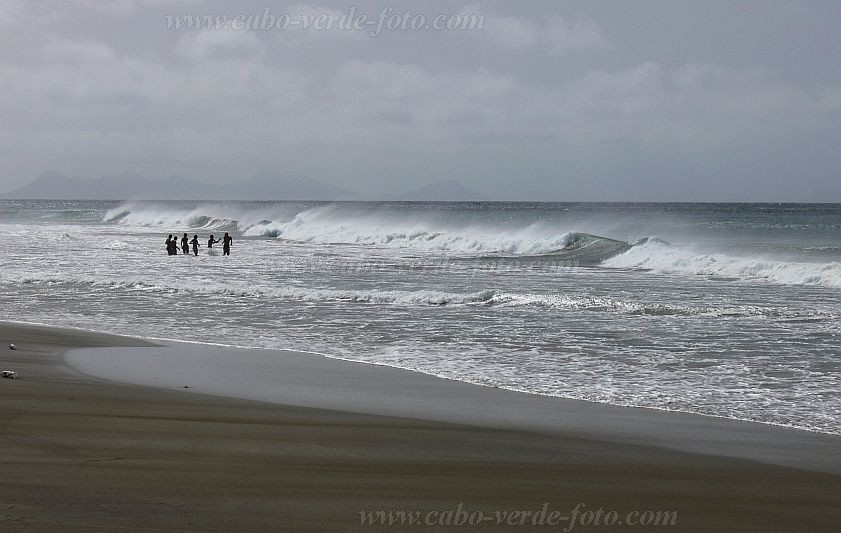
[1,200,839,433]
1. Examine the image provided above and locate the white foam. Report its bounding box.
[273,205,577,254]
[605,240,841,288]
[104,202,296,236]
[104,202,580,255]
[7,271,835,320]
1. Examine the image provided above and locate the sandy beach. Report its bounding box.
[1,322,840,531]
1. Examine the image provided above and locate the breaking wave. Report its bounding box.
[103,202,271,233]
[101,202,841,288]
[604,239,841,288]
[104,202,620,257]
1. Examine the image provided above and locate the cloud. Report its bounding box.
[175,29,264,61]
[70,0,206,16]
[0,35,305,137]
[483,14,538,48]
[322,59,840,150]
[544,15,605,52]
[0,0,26,28]
[551,62,840,146]
[41,39,119,64]
[329,61,517,141]
[274,4,367,45]
[3,37,836,159]
[470,4,605,53]
[0,0,838,199]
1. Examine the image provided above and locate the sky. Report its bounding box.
[0,0,839,201]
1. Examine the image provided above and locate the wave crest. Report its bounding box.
[605,240,841,288]
[105,203,595,256]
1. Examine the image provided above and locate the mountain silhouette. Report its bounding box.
[3,171,358,201]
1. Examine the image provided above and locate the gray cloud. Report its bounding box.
[0,0,838,200]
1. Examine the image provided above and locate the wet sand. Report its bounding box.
[1,322,840,531]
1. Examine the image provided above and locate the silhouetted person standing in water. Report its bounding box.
[166,234,175,255]
[181,233,189,255]
[222,232,233,256]
[189,234,200,256]
[207,234,220,250]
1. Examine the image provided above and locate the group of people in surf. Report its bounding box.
[166,232,233,256]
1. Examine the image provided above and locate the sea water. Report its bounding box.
[1,200,839,433]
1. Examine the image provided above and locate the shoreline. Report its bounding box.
[8,317,841,471]
[2,321,841,530]
[67,343,841,475]
[10,318,836,438]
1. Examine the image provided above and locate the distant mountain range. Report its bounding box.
[2,172,487,201]
[2,171,358,201]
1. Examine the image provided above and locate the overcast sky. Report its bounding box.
[1,0,839,200]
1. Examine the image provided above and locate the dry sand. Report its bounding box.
[1,322,840,531]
